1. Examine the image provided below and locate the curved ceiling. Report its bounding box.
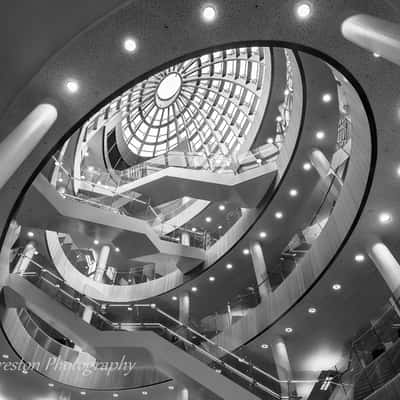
[0,1,399,400]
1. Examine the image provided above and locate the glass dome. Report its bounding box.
[82,46,271,158]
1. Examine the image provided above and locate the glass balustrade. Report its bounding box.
[11,253,312,399]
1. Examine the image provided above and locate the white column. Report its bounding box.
[310,149,331,178]
[369,242,400,297]
[0,104,57,189]
[82,305,94,324]
[271,337,294,398]
[181,231,191,246]
[15,242,36,274]
[179,388,189,400]
[94,245,110,282]
[342,14,400,66]
[179,292,190,326]
[249,241,271,300]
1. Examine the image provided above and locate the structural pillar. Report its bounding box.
[0,104,58,189]
[342,14,400,66]
[271,337,295,398]
[249,241,271,300]
[181,231,191,246]
[94,245,110,282]
[179,292,190,326]
[369,242,400,298]
[15,242,36,274]
[179,388,189,400]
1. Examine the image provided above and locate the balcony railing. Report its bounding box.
[12,253,316,399]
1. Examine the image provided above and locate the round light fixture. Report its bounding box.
[66,80,79,94]
[379,212,392,224]
[303,162,312,171]
[205,216,212,223]
[219,204,226,211]
[289,189,298,197]
[192,227,197,232]
[218,225,223,230]
[142,391,148,395]
[308,307,317,314]
[261,344,269,349]
[267,137,274,144]
[112,394,119,398]
[115,247,120,253]
[332,283,342,291]
[48,383,55,388]
[93,239,99,245]
[354,253,365,263]
[80,392,86,396]
[27,231,34,238]
[123,37,137,53]
[191,286,198,292]
[243,248,250,255]
[295,2,312,19]
[202,5,217,22]
[259,231,267,239]
[172,296,178,301]
[275,211,283,219]
[316,131,325,140]
[285,327,293,333]
[226,263,233,270]
[373,52,380,58]
[322,93,332,103]
[209,276,215,282]
[168,386,174,390]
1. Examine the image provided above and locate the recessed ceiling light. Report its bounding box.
[142,391,148,395]
[284,89,290,96]
[93,239,99,245]
[316,131,325,140]
[22,370,28,374]
[80,392,86,396]
[34,250,39,255]
[285,327,293,333]
[27,231,34,238]
[243,248,250,255]
[379,212,392,224]
[373,52,380,58]
[308,307,317,314]
[322,93,332,103]
[261,344,269,349]
[172,296,178,301]
[354,253,365,263]
[115,247,120,252]
[289,189,298,197]
[219,204,226,211]
[2,354,9,359]
[128,306,133,311]
[267,137,274,144]
[48,383,55,388]
[295,2,312,19]
[209,276,215,282]
[205,216,212,223]
[259,231,267,239]
[276,115,283,122]
[275,211,283,219]
[113,394,119,398]
[332,283,342,291]
[66,80,79,94]
[303,162,312,171]
[226,263,233,270]
[218,225,223,230]
[123,37,137,53]
[191,286,198,292]
[168,385,175,390]
[202,5,217,22]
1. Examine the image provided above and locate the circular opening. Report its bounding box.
[156,73,182,101]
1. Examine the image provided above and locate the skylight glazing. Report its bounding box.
[83,46,270,158]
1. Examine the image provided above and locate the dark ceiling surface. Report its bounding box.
[1,0,400,399]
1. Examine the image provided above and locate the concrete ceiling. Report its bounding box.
[1,0,400,399]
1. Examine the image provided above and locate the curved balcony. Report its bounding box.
[16,47,304,303]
